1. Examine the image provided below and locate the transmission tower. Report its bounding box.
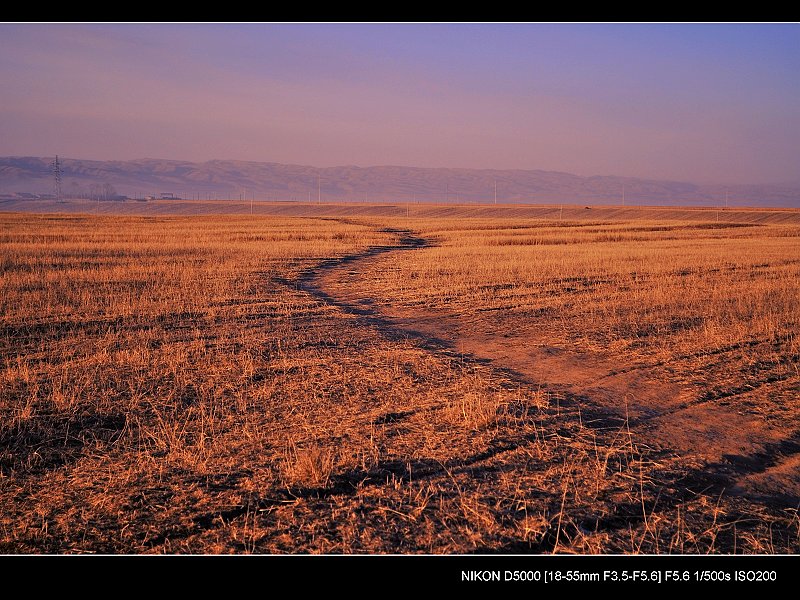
[51,155,63,202]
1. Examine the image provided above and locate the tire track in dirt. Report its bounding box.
[295,226,572,407]
[293,226,603,470]
[292,224,679,533]
[285,229,642,550]
[294,222,800,514]
[297,231,638,447]
[295,227,526,376]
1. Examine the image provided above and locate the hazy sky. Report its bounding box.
[1,23,798,184]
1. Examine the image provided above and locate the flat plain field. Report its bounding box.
[1,205,798,553]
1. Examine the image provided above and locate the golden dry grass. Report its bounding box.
[1,209,798,553]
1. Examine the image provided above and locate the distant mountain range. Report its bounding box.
[1,156,799,207]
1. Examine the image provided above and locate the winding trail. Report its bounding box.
[296,227,550,387]
[295,227,487,360]
[297,227,429,322]
[295,222,800,510]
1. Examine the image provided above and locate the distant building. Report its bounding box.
[159,193,180,200]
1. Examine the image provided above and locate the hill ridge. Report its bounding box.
[2,156,799,207]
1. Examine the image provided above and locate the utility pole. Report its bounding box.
[445,183,448,203]
[318,174,321,204]
[725,190,729,209]
[622,183,625,207]
[51,155,63,202]
[494,179,497,205]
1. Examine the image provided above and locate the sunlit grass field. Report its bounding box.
[1,208,798,553]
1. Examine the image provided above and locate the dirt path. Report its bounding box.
[299,225,800,514]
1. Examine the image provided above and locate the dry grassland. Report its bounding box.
[1,209,798,553]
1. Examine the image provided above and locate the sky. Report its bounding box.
[0,23,798,185]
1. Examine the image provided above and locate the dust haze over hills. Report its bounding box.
[2,156,800,207]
